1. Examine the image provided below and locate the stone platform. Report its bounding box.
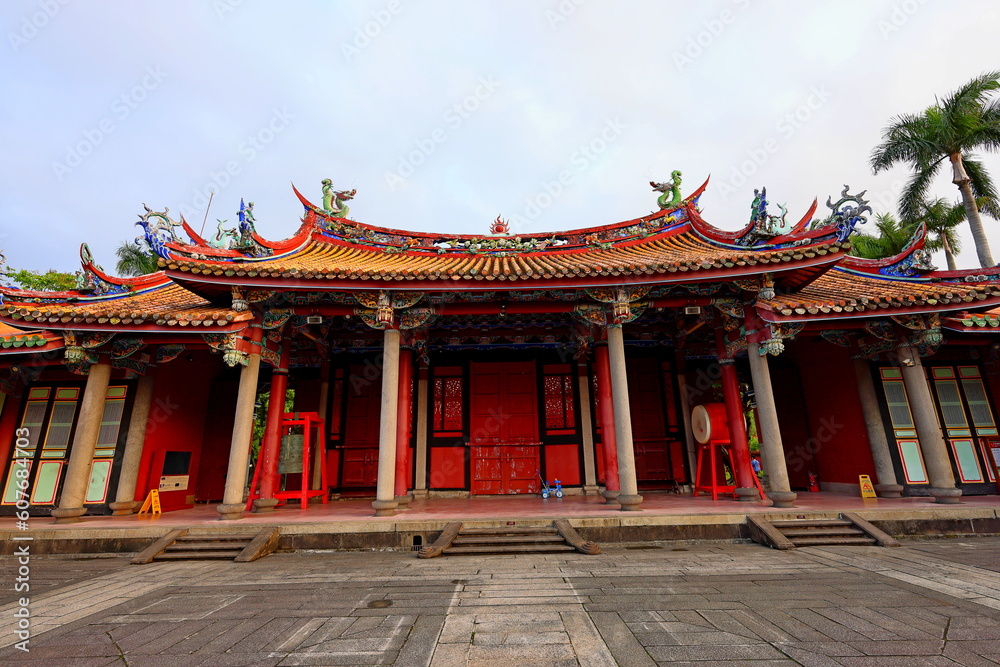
[4,492,1000,555]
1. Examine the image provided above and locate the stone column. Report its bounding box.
[109,374,155,515]
[217,327,262,520]
[52,362,112,524]
[254,345,290,512]
[413,364,429,498]
[595,343,620,505]
[607,325,642,511]
[853,358,903,498]
[394,348,414,507]
[898,345,962,503]
[747,342,796,508]
[373,328,401,516]
[578,361,599,494]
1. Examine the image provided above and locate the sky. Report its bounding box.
[1,0,999,275]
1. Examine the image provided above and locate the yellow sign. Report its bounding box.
[858,475,877,499]
[137,489,162,516]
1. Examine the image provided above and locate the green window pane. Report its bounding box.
[961,378,996,428]
[85,460,112,503]
[1,461,31,505]
[934,380,968,428]
[882,380,914,429]
[898,440,928,483]
[29,460,62,504]
[950,439,984,483]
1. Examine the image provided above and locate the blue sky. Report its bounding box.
[1,0,999,274]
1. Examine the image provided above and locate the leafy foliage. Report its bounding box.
[115,240,160,277]
[3,266,78,291]
[849,212,917,259]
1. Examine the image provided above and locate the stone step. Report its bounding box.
[788,536,877,547]
[165,542,252,551]
[771,519,854,528]
[444,544,577,555]
[154,551,243,560]
[175,534,254,543]
[781,528,866,538]
[459,527,559,536]
[452,535,566,546]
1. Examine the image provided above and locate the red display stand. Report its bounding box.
[693,440,736,500]
[246,412,329,511]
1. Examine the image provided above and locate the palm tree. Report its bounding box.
[115,241,159,276]
[870,71,1000,268]
[849,212,916,259]
[915,198,965,271]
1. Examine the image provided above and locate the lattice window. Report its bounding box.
[432,367,464,435]
[543,365,575,432]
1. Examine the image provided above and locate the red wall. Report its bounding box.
[194,373,240,503]
[0,391,25,477]
[791,340,876,485]
[134,352,218,511]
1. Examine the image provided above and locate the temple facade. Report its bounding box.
[3,176,1000,523]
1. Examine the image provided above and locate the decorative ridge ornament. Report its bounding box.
[490,215,511,235]
[651,171,684,210]
[321,180,356,219]
[136,204,183,260]
[809,185,872,242]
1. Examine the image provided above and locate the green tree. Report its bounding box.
[915,198,966,271]
[2,267,78,291]
[870,71,1000,268]
[849,212,917,259]
[115,240,160,277]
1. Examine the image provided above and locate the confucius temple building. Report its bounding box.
[4,175,1000,524]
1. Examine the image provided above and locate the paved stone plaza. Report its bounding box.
[2,538,1000,666]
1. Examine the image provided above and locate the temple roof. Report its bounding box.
[0,322,63,354]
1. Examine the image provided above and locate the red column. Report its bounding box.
[595,344,620,497]
[394,348,413,501]
[256,344,290,508]
[0,391,25,475]
[715,330,757,496]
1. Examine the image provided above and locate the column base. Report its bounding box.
[768,491,797,508]
[372,499,398,517]
[583,485,601,496]
[601,489,620,506]
[51,507,86,524]
[394,493,413,508]
[216,503,245,520]
[617,493,643,511]
[252,498,280,513]
[735,487,760,502]
[411,489,429,500]
[108,500,140,516]
[875,484,904,499]
[930,487,963,504]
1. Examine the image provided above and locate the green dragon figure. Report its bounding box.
[650,170,683,210]
[321,179,356,219]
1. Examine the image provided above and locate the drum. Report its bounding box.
[691,403,730,444]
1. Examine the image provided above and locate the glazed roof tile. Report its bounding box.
[0,322,62,353]
[1,282,250,330]
[758,268,1000,321]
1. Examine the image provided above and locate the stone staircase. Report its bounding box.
[131,527,280,564]
[748,512,900,550]
[418,520,600,557]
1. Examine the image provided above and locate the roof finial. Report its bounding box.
[490,215,510,235]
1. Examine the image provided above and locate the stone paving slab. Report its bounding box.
[2,538,1000,664]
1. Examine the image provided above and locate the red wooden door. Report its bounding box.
[341,364,381,487]
[627,358,671,482]
[469,362,540,494]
